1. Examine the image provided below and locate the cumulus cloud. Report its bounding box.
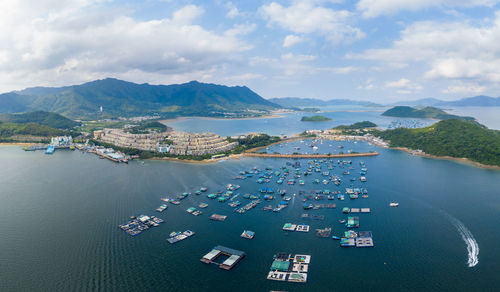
[225,2,240,18]
[351,12,500,91]
[385,78,422,93]
[0,1,250,91]
[259,1,364,44]
[357,0,500,18]
[442,84,486,94]
[283,34,303,48]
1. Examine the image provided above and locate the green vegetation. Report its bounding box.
[334,121,377,130]
[301,107,321,112]
[1,78,280,119]
[382,106,474,120]
[299,131,317,138]
[0,111,80,129]
[128,121,167,134]
[228,134,281,154]
[332,121,378,136]
[0,122,73,142]
[79,120,128,132]
[301,115,332,122]
[377,119,500,167]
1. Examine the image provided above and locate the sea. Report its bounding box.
[1,106,500,291]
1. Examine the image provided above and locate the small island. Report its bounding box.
[382,106,474,120]
[301,115,332,122]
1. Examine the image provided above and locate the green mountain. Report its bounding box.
[377,119,500,167]
[0,111,80,129]
[1,78,280,119]
[334,121,377,130]
[382,106,474,120]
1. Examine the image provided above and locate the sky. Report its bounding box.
[1,0,500,102]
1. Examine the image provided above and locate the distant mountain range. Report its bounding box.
[382,106,475,120]
[392,96,500,107]
[269,97,382,108]
[0,78,280,119]
[271,95,500,108]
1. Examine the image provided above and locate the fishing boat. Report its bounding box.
[241,230,255,239]
[332,236,341,240]
[390,202,399,207]
[45,145,55,154]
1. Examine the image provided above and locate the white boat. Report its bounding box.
[389,202,399,207]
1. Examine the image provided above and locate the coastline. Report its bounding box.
[159,113,284,124]
[0,142,41,147]
[392,146,500,171]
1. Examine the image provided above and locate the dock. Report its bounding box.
[200,245,245,270]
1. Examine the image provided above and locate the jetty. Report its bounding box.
[200,245,245,270]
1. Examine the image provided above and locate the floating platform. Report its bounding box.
[241,230,255,239]
[295,224,310,232]
[267,253,311,283]
[316,227,331,237]
[167,230,195,244]
[200,245,245,270]
[301,214,325,220]
[210,214,227,221]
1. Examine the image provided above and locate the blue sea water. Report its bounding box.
[1,139,499,291]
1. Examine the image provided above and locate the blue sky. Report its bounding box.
[1,0,500,102]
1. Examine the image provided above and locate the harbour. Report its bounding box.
[1,141,499,291]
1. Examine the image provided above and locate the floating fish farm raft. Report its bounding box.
[167,230,195,244]
[200,245,246,270]
[210,214,227,221]
[240,230,255,239]
[118,215,164,236]
[267,253,311,283]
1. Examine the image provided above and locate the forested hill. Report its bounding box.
[377,119,500,167]
[382,106,474,120]
[0,78,280,119]
[0,111,80,129]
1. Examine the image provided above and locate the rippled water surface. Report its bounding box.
[1,141,499,291]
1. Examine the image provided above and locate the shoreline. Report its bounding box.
[159,114,284,124]
[391,146,500,171]
[3,135,498,171]
[0,142,42,147]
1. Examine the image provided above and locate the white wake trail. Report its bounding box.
[441,211,479,267]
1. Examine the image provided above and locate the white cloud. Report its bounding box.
[283,34,303,48]
[225,2,240,18]
[357,0,500,18]
[259,1,364,44]
[0,1,251,91]
[281,53,317,62]
[442,84,486,94]
[351,13,500,89]
[224,23,257,37]
[385,78,422,92]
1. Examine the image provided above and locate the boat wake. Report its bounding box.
[440,211,479,267]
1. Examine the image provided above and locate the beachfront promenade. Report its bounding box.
[242,152,379,159]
